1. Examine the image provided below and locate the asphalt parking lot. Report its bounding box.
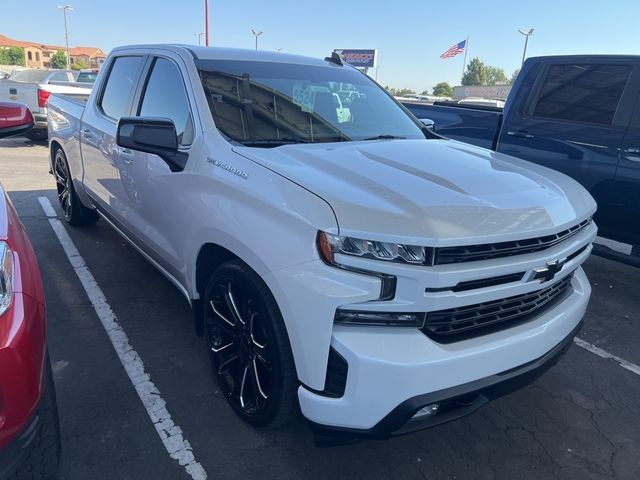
[1,137,639,480]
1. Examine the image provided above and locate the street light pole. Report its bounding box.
[251,29,263,50]
[57,5,73,70]
[518,28,534,67]
[196,32,205,46]
[204,0,209,46]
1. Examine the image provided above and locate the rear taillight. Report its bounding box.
[37,89,51,108]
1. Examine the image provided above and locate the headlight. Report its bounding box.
[0,241,14,316]
[335,309,425,327]
[317,231,433,266]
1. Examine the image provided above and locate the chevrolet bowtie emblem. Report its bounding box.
[528,258,567,283]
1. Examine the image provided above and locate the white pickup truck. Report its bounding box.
[46,45,597,441]
[0,69,92,140]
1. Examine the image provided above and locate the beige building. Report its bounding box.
[0,34,106,69]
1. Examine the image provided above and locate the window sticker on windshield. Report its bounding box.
[292,84,315,112]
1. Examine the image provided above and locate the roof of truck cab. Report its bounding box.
[111,44,334,67]
[526,54,640,62]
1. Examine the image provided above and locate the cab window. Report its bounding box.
[138,57,194,146]
[99,56,144,120]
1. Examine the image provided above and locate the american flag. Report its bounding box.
[440,40,466,59]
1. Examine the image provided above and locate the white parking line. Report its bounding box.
[38,197,207,480]
[574,337,640,376]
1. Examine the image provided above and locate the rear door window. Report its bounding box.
[531,64,632,126]
[48,71,70,83]
[137,57,193,145]
[99,56,144,120]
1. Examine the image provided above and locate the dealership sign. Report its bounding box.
[333,49,377,68]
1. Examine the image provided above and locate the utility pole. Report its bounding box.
[57,5,73,70]
[518,28,534,67]
[196,32,205,46]
[251,29,263,50]
[204,0,209,46]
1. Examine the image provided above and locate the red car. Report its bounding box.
[0,102,60,479]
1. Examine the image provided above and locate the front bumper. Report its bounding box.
[298,267,590,436]
[309,319,582,442]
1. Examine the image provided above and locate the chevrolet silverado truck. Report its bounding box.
[403,55,640,253]
[46,45,596,441]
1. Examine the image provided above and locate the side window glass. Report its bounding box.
[49,71,68,83]
[532,64,632,126]
[139,58,193,145]
[100,56,144,120]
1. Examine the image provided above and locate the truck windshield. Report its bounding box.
[197,60,425,146]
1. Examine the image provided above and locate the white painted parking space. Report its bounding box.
[38,197,208,480]
[574,337,640,376]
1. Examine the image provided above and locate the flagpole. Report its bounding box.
[461,36,469,81]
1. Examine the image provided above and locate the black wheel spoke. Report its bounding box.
[238,365,250,410]
[209,299,235,329]
[217,353,240,375]
[252,359,268,400]
[54,170,66,187]
[224,284,246,325]
[210,339,235,353]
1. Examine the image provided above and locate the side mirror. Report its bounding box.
[0,102,34,139]
[419,118,435,130]
[116,117,187,171]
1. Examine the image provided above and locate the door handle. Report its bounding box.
[623,147,640,154]
[507,131,534,139]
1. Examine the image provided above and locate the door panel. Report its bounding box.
[498,62,631,192]
[613,97,640,245]
[81,55,145,220]
[116,55,197,279]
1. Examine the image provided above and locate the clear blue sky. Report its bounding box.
[3,0,640,92]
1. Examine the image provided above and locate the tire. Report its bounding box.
[53,148,99,227]
[12,355,61,480]
[203,259,298,428]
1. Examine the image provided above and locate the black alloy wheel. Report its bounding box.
[204,260,297,427]
[54,149,73,222]
[53,148,99,226]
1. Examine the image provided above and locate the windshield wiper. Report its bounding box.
[361,135,407,141]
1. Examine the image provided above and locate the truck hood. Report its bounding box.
[233,139,596,245]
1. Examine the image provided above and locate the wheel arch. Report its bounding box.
[192,241,267,337]
[49,139,63,174]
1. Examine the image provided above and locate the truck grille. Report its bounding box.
[433,219,591,265]
[422,274,574,342]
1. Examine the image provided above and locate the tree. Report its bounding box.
[385,87,416,97]
[432,82,453,97]
[461,57,488,86]
[462,57,510,86]
[510,69,520,84]
[71,58,89,70]
[0,47,25,66]
[487,66,508,85]
[50,50,67,69]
